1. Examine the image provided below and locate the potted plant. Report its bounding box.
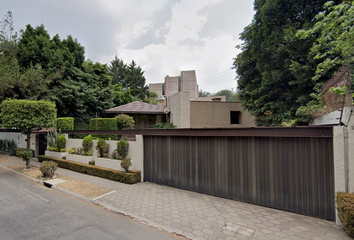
[66,135,94,164]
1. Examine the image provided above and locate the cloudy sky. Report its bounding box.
[2,0,254,93]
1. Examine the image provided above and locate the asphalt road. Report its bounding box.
[0,167,182,240]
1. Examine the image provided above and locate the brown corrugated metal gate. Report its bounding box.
[143,127,335,220]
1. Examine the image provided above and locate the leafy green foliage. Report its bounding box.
[45,128,60,149]
[109,56,149,100]
[56,135,66,150]
[96,139,109,158]
[337,192,354,237]
[89,118,117,130]
[116,114,135,130]
[57,117,74,131]
[142,91,159,105]
[112,83,133,106]
[233,0,342,126]
[16,150,33,169]
[0,139,17,151]
[82,135,93,155]
[297,1,354,81]
[121,158,132,173]
[39,161,58,178]
[151,123,176,129]
[116,137,129,160]
[0,99,56,151]
[89,118,117,139]
[213,90,239,102]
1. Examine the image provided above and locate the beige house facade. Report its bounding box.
[146,69,256,128]
[167,92,255,128]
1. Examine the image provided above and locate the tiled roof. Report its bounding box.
[105,101,165,114]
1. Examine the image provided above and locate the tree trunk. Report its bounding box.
[26,132,31,169]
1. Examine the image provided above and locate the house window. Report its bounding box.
[230,111,241,124]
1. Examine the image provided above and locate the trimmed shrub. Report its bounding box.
[16,150,33,169]
[90,118,117,130]
[89,160,95,166]
[121,158,132,173]
[116,114,135,130]
[57,117,74,131]
[117,137,129,159]
[39,161,58,178]
[56,135,66,150]
[82,135,93,155]
[37,155,140,184]
[96,139,109,158]
[337,192,354,237]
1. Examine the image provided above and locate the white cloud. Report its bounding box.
[2,0,254,93]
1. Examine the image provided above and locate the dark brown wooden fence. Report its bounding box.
[143,127,335,220]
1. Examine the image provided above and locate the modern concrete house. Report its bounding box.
[167,91,255,128]
[148,70,255,128]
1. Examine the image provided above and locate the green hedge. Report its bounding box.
[337,192,354,237]
[90,118,117,130]
[90,118,117,140]
[57,117,74,131]
[37,155,140,184]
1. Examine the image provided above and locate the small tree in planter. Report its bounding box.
[82,135,93,156]
[116,136,132,172]
[96,139,109,158]
[121,158,132,172]
[0,99,56,169]
[56,135,66,152]
[116,136,129,159]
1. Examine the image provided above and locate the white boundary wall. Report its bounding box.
[65,135,144,181]
[331,106,354,224]
[0,132,22,148]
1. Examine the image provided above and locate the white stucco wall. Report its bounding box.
[346,108,354,193]
[333,126,347,225]
[21,133,36,152]
[0,132,22,148]
[66,136,144,180]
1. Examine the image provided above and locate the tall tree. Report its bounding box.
[16,24,113,127]
[0,99,56,168]
[112,83,133,106]
[298,1,354,81]
[108,57,149,100]
[109,56,127,85]
[233,0,342,126]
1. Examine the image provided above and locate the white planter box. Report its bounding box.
[95,157,125,172]
[67,154,94,164]
[45,151,67,159]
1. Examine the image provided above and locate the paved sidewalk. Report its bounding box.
[0,154,350,240]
